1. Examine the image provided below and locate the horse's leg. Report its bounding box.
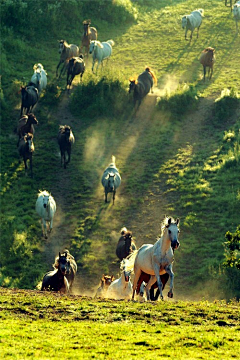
[203,66,206,81]
[67,147,71,164]
[145,275,157,300]
[49,217,54,233]
[165,264,174,298]
[153,263,164,300]
[185,28,187,40]
[56,60,63,77]
[29,153,33,178]
[132,267,142,300]
[42,219,47,239]
[112,190,116,205]
[105,190,108,203]
[23,156,28,176]
[63,150,66,169]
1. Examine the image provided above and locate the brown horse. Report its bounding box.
[17,113,38,146]
[67,56,85,91]
[41,252,70,293]
[200,47,215,81]
[57,125,75,169]
[95,274,115,298]
[129,67,157,109]
[136,271,169,301]
[18,133,35,177]
[80,19,97,57]
[116,227,137,261]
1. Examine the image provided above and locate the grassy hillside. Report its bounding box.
[0,288,239,359]
[0,0,239,301]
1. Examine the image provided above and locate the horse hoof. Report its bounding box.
[168,292,173,298]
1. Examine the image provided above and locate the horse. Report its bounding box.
[106,261,132,300]
[41,252,69,293]
[18,133,35,177]
[233,1,240,33]
[124,217,180,301]
[136,271,170,301]
[116,227,137,261]
[57,125,75,169]
[80,19,97,57]
[56,40,79,78]
[181,9,204,41]
[67,56,85,91]
[20,85,38,117]
[17,113,38,146]
[55,250,77,291]
[199,47,215,81]
[89,40,114,73]
[95,274,115,298]
[101,155,121,204]
[225,0,238,12]
[129,67,157,109]
[35,190,57,239]
[30,63,47,94]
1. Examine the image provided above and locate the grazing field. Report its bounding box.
[0,0,239,333]
[0,287,239,359]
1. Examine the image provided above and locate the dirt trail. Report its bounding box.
[41,84,215,295]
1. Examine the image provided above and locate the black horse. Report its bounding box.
[57,125,75,169]
[129,67,157,109]
[41,252,70,293]
[18,133,35,177]
[116,227,137,261]
[20,85,38,116]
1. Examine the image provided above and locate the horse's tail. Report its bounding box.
[145,67,158,84]
[111,155,116,165]
[107,40,115,47]
[121,250,138,272]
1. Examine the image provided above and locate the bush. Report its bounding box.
[214,88,240,122]
[156,84,199,119]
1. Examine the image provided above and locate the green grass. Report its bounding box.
[0,0,239,300]
[0,288,239,359]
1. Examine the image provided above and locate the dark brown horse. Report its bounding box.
[57,125,75,169]
[199,47,215,81]
[136,271,169,301]
[80,19,97,57]
[20,85,39,116]
[17,113,38,146]
[67,56,85,91]
[41,252,69,293]
[116,227,137,261]
[129,67,157,109]
[18,133,35,177]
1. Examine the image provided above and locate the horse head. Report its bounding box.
[58,252,68,275]
[181,15,188,29]
[101,275,114,288]
[106,172,116,191]
[42,193,50,209]
[58,40,65,54]
[27,113,38,125]
[129,79,136,93]
[123,269,131,283]
[166,217,180,250]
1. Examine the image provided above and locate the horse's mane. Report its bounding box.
[38,190,50,197]
[95,41,103,49]
[145,67,158,84]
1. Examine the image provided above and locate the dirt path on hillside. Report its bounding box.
[41,84,215,295]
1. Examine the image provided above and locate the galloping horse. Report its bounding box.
[106,261,132,300]
[89,40,114,73]
[125,217,180,300]
[41,252,69,293]
[199,47,215,81]
[56,40,79,78]
[20,85,38,116]
[129,67,157,109]
[18,133,35,177]
[57,125,75,169]
[80,19,97,56]
[17,113,38,146]
[101,155,121,204]
[35,190,57,239]
[116,227,137,261]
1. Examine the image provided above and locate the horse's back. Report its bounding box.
[138,71,153,96]
[190,10,203,27]
[135,244,155,274]
[102,166,121,187]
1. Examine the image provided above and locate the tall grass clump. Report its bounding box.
[214,88,240,122]
[69,76,131,118]
[156,84,199,119]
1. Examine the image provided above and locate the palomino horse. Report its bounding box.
[106,261,132,300]
[116,227,137,261]
[17,113,38,146]
[18,133,35,177]
[80,19,97,56]
[125,217,180,300]
[35,190,57,239]
[57,125,75,169]
[129,67,157,109]
[41,252,69,293]
[101,155,121,204]
[89,40,114,73]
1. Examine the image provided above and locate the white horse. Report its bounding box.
[89,39,114,73]
[106,261,132,300]
[233,1,240,33]
[124,217,180,301]
[35,190,56,239]
[101,155,121,204]
[181,9,204,41]
[30,63,47,93]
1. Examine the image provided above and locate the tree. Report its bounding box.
[223,225,240,269]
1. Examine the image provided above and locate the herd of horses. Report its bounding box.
[16,4,238,299]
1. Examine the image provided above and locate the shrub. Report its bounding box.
[156,84,199,119]
[214,88,240,122]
